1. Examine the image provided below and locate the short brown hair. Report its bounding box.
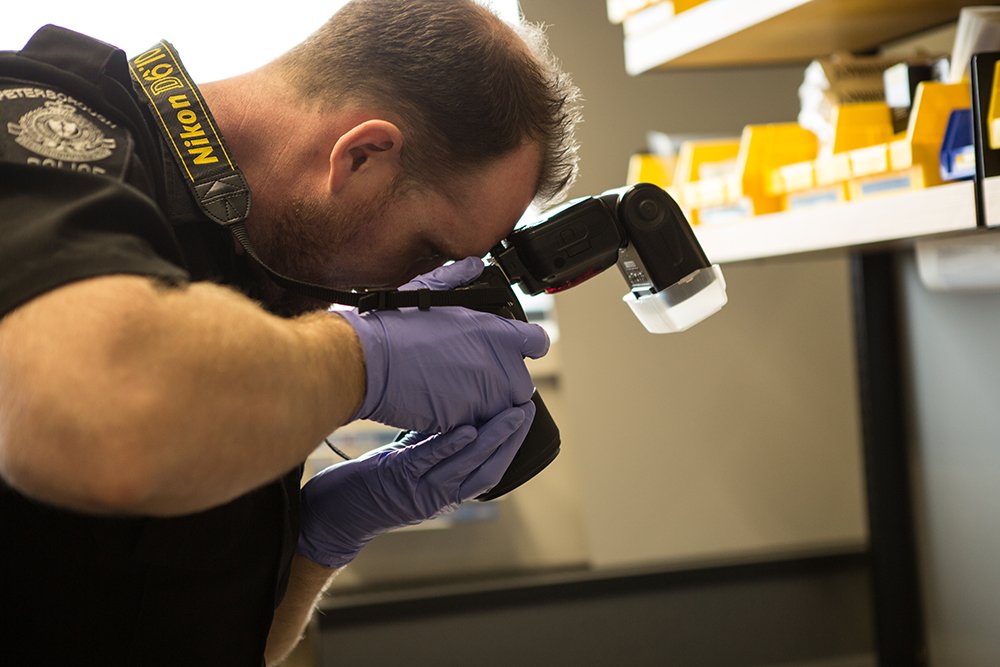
[275,0,581,205]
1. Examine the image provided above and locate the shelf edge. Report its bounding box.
[694,182,978,264]
[623,0,811,75]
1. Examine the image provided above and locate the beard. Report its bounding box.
[241,180,404,314]
[263,195,381,286]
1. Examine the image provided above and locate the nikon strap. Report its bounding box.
[128,41,510,312]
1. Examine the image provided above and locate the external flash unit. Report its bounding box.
[488,182,727,333]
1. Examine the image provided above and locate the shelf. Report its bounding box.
[623,0,982,75]
[694,179,989,264]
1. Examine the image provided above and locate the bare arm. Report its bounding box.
[0,274,364,516]
[265,556,340,666]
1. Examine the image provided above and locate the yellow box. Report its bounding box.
[769,161,815,196]
[671,138,740,212]
[783,183,849,210]
[908,82,970,144]
[888,138,914,171]
[814,154,852,186]
[831,102,895,154]
[884,138,938,188]
[988,61,1000,149]
[738,123,819,215]
[627,152,674,188]
[745,84,961,210]
[673,139,740,184]
[694,198,754,225]
[848,143,891,177]
[685,177,728,208]
[903,81,971,188]
[847,166,925,200]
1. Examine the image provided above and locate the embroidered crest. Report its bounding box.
[0,85,131,178]
[7,100,116,162]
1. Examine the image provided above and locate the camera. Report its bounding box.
[456,182,727,500]
[489,182,727,334]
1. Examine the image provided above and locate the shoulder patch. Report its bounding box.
[0,84,133,179]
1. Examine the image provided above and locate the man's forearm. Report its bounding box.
[0,275,364,515]
[265,555,340,666]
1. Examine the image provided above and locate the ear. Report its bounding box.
[327,120,404,195]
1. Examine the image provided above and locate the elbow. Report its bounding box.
[0,403,157,515]
[0,276,180,514]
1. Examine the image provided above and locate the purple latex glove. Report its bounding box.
[397,256,486,291]
[298,401,535,568]
[336,257,548,433]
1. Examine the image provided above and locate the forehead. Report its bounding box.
[452,141,542,236]
[468,141,541,206]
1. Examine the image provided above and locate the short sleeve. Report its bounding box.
[0,160,190,317]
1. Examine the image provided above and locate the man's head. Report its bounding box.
[275,0,581,206]
[238,0,581,295]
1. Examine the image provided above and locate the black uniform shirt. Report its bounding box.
[0,26,301,666]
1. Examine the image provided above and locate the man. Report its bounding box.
[0,0,581,664]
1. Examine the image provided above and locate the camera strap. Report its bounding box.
[129,40,511,312]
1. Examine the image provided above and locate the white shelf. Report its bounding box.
[694,180,984,264]
[623,0,980,75]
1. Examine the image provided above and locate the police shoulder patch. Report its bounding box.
[0,82,132,179]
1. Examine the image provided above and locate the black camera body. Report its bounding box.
[453,183,726,500]
[454,265,561,501]
[491,182,727,334]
